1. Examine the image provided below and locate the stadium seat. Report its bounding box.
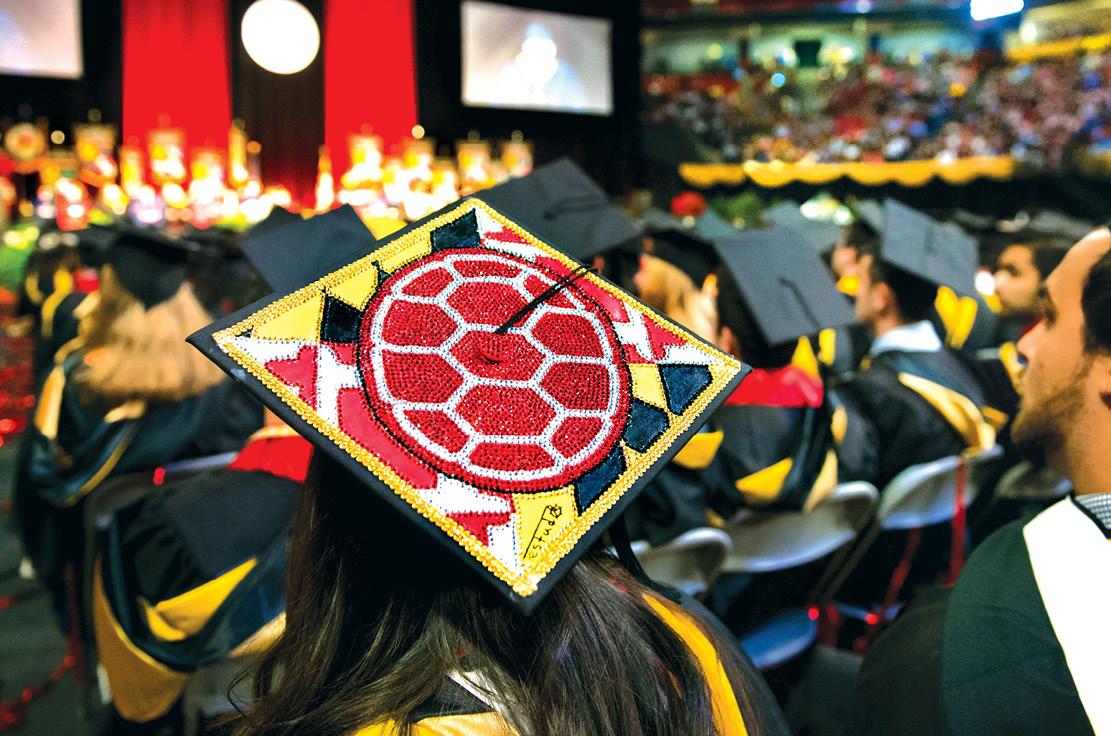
[876,445,1003,531]
[723,482,879,669]
[724,481,879,573]
[994,460,1071,502]
[819,446,1003,647]
[631,527,733,598]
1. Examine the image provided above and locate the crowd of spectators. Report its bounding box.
[642,48,1111,169]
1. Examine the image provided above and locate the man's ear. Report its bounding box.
[874,281,896,319]
[718,325,740,359]
[1093,352,1111,410]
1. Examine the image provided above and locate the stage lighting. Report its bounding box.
[970,0,1023,22]
[241,0,320,75]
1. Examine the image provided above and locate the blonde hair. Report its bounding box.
[637,255,717,343]
[76,266,226,405]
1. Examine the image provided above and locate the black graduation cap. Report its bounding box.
[853,199,885,234]
[108,225,202,308]
[690,210,736,241]
[75,224,119,268]
[714,227,856,346]
[188,197,746,614]
[761,202,844,254]
[475,157,641,263]
[641,209,719,287]
[881,199,978,296]
[241,204,375,293]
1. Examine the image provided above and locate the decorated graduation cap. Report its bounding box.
[242,204,373,293]
[189,197,746,613]
[880,199,978,297]
[762,202,843,254]
[108,225,203,308]
[641,209,719,287]
[475,157,641,264]
[714,228,856,346]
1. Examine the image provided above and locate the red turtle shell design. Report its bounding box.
[361,248,631,492]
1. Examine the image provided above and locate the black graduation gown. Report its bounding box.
[836,349,996,490]
[964,342,1023,433]
[812,322,872,380]
[624,427,724,546]
[93,458,299,722]
[14,349,262,611]
[932,288,1002,355]
[856,499,1100,736]
[699,369,872,638]
[832,348,997,604]
[32,290,95,383]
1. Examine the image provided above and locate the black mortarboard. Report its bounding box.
[241,205,375,293]
[853,199,885,234]
[76,224,119,268]
[880,199,978,296]
[761,202,844,254]
[714,228,856,346]
[108,226,200,307]
[641,209,719,287]
[189,197,746,613]
[690,210,737,241]
[476,157,641,263]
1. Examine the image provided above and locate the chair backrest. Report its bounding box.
[162,451,239,479]
[722,481,880,574]
[877,446,1001,530]
[994,460,1071,501]
[631,527,733,598]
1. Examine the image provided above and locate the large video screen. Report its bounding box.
[461,1,613,116]
[0,0,83,79]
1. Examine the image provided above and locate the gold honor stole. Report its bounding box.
[1024,498,1111,734]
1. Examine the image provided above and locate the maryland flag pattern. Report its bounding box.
[211,199,743,605]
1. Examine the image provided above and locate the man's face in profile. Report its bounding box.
[1012,230,1111,467]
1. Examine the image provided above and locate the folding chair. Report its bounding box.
[723,482,879,669]
[817,447,1001,648]
[631,527,733,598]
[994,460,1070,502]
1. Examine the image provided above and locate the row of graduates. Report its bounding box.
[10,165,793,735]
[6,157,1078,735]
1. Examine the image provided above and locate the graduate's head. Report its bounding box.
[229,455,768,736]
[715,265,794,369]
[853,245,938,332]
[78,230,225,405]
[993,239,1070,318]
[1013,228,1111,475]
[635,253,717,343]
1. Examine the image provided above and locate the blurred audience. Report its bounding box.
[644,50,1111,169]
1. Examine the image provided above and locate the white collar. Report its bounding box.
[869,320,943,357]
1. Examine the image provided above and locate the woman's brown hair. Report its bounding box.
[228,456,780,736]
[75,265,226,405]
[636,255,718,343]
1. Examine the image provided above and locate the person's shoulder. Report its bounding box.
[353,712,514,736]
[352,677,515,736]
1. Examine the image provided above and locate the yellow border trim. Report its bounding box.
[212,199,742,598]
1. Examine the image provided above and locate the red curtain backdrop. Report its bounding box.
[325,0,418,176]
[121,0,231,151]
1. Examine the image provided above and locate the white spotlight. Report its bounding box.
[970,0,1024,22]
[241,0,320,75]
